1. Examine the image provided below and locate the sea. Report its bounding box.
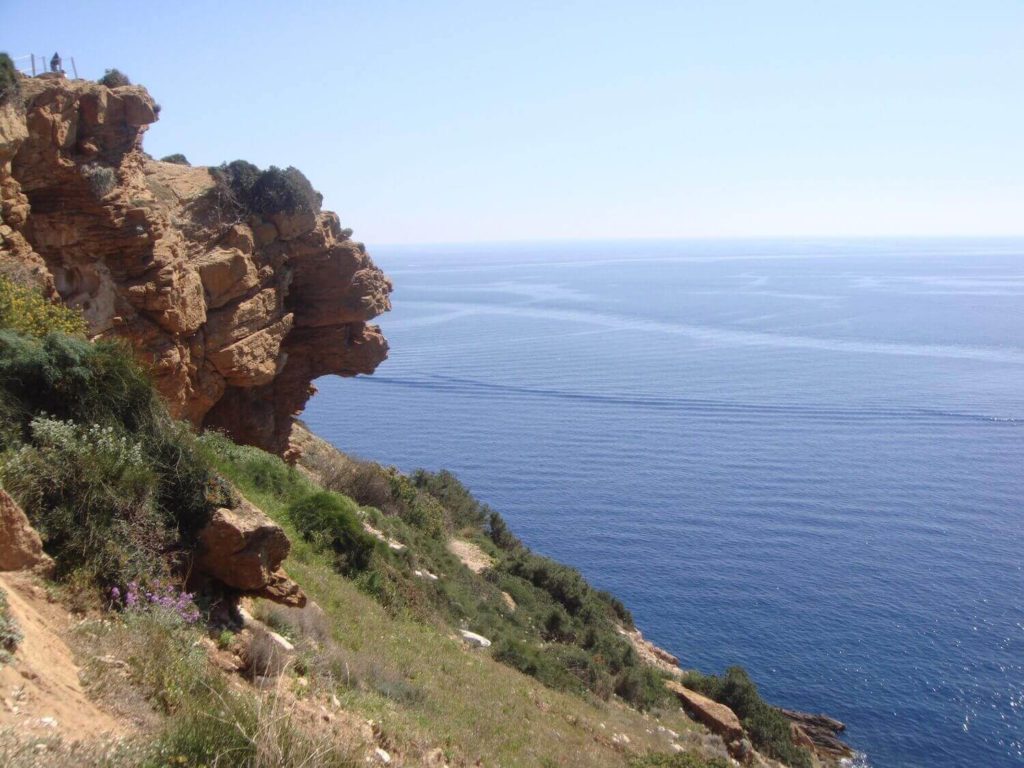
[304,238,1024,768]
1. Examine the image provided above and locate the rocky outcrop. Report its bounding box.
[196,498,305,607]
[0,490,53,573]
[666,681,744,743]
[619,625,683,677]
[0,74,391,456]
[780,709,854,760]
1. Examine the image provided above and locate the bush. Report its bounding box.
[0,331,220,587]
[161,153,190,165]
[98,68,131,88]
[80,162,117,199]
[213,161,322,217]
[0,52,18,104]
[288,491,376,574]
[1,415,170,586]
[0,589,21,664]
[682,667,811,768]
[0,276,88,338]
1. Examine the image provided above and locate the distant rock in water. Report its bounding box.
[0,74,391,455]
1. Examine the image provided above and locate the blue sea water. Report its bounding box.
[304,238,1024,768]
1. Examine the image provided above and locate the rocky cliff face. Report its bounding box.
[0,74,391,456]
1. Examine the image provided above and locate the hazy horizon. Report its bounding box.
[4,1,1022,244]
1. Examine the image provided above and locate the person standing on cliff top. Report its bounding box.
[50,52,62,74]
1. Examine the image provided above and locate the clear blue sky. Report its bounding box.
[4,1,1022,244]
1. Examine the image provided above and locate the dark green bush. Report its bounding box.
[213,161,322,217]
[0,53,18,104]
[161,153,190,165]
[98,68,131,88]
[288,491,376,574]
[682,667,811,768]
[487,510,522,551]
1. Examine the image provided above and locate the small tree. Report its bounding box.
[98,69,131,88]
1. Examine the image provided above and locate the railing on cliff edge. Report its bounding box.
[10,53,79,79]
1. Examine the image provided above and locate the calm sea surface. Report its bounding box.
[305,239,1024,767]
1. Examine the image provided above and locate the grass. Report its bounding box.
[200,436,722,767]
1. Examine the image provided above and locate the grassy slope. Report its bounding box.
[206,438,720,768]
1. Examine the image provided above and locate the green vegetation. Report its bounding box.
[0,276,88,338]
[0,52,18,104]
[682,667,812,768]
[0,309,808,765]
[98,68,131,88]
[630,754,730,768]
[0,589,20,664]
[72,601,357,768]
[160,153,190,165]
[288,491,377,574]
[212,160,322,217]
[0,329,225,591]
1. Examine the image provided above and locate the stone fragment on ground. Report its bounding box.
[458,629,492,648]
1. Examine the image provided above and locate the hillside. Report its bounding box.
[0,62,851,768]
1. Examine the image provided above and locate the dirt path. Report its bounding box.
[0,572,121,741]
[447,539,494,574]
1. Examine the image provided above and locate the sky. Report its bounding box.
[3,1,1022,245]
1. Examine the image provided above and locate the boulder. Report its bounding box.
[0,490,53,573]
[196,498,305,606]
[458,629,492,648]
[665,680,744,744]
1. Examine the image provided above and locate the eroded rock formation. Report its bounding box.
[0,74,391,455]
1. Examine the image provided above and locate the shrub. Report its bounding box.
[98,68,131,88]
[288,491,376,574]
[2,415,170,586]
[682,667,811,768]
[213,161,322,217]
[0,589,21,664]
[0,331,220,586]
[0,276,88,338]
[161,153,190,165]
[80,162,117,199]
[0,53,18,104]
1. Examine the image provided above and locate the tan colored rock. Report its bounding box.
[196,498,305,606]
[0,76,391,456]
[665,680,744,744]
[0,491,53,573]
[195,248,259,308]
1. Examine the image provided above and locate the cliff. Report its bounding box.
[0,73,391,456]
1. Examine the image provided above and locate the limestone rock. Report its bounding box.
[459,629,492,648]
[0,491,53,573]
[665,680,744,744]
[196,498,305,606]
[0,76,391,457]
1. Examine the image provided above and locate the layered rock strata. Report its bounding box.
[0,74,391,456]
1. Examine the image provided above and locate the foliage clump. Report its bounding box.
[682,667,812,768]
[213,160,322,217]
[0,275,88,338]
[98,68,131,88]
[0,330,224,591]
[160,153,190,165]
[0,589,21,664]
[0,53,19,104]
[288,491,377,574]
